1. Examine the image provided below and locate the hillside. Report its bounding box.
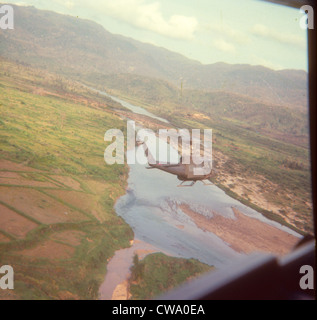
[86,73,309,147]
[0,4,308,110]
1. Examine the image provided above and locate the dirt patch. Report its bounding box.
[0,162,55,188]
[0,203,38,238]
[0,289,19,300]
[0,159,41,172]
[47,189,103,221]
[20,240,75,260]
[49,175,82,191]
[180,204,299,256]
[50,230,86,246]
[85,179,110,194]
[0,233,10,243]
[192,113,210,120]
[111,280,131,300]
[0,186,88,224]
[223,176,283,218]
[0,176,56,188]
[0,172,21,179]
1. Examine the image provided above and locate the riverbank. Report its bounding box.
[112,105,310,236]
[98,239,163,300]
[95,87,306,300]
[103,87,313,236]
[179,204,300,255]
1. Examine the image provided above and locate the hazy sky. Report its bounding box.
[6,0,308,70]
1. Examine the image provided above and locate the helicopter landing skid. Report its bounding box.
[177,180,213,187]
[201,180,213,186]
[177,181,196,187]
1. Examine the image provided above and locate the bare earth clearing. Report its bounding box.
[179,204,299,255]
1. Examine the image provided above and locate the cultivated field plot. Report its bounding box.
[0,60,133,299]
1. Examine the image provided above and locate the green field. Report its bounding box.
[128,253,213,300]
[0,59,136,299]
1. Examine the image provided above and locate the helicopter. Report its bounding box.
[142,142,215,187]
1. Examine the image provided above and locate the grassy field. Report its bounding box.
[128,253,213,300]
[0,58,136,299]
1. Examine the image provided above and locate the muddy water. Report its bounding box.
[99,240,162,300]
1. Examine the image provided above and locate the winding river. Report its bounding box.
[97,88,301,299]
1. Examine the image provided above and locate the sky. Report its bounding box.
[4,0,309,70]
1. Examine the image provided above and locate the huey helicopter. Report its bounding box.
[142,142,215,187]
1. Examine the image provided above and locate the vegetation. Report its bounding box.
[0,58,134,299]
[0,58,216,300]
[128,253,213,300]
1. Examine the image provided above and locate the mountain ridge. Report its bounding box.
[0,4,308,109]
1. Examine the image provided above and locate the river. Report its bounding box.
[97,87,301,299]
